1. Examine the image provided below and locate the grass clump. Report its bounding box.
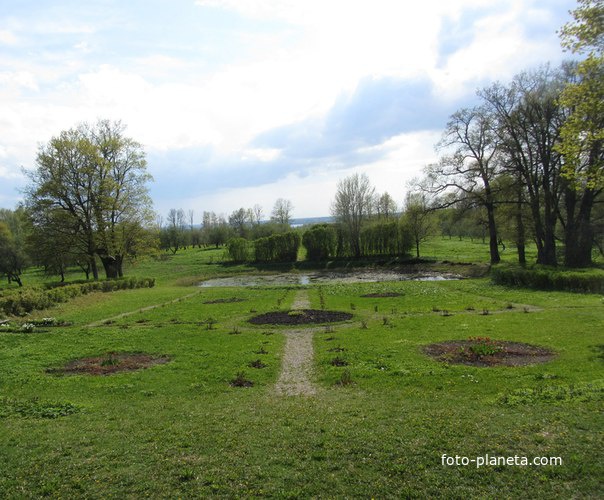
[465,337,502,357]
[0,397,80,419]
[248,359,267,369]
[230,371,254,387]
[330,356,349,367]
[336,369,354,386]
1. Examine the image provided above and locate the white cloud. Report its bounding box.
[241,148,281,162]
[0,0,573,214]
[73,41,92,53]
[0,29,18,45]
[164,129,439,217]
[431,0,564,98]
[0,71,38,91]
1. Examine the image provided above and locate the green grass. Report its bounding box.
[0,243,603,497]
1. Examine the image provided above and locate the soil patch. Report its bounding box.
[203,297,246,304]
[48,352,171,376]
[361,292,402,298]
[249,309,352,325]
[424,340,555,367]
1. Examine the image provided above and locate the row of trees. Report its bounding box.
[157,198,294,253]
[419,0,603,267]
[226,231,302,263]
[329,173,431,259]
[1,1,600,285]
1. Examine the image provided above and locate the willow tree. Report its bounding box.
[331,173,375,257]
[26,120,154,279]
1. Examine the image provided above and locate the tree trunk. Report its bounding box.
[515,189,526,265]
[117,255,124,278]
[564,187,595,268]
[91,257,99,280]
[99,255,120,279]
[8,272,23,286]
[486,202,500,264]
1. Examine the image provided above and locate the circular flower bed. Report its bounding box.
[423,338,555,367]
[47,352,171,376]
[249,309,353,325]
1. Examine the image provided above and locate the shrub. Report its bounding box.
[302,224,337,261]
[226,237,251,262]
[0,277,155,316]
[491,265,604,293]
[465,337,502,357]
[253,231,301,263]
[360,220,412,257]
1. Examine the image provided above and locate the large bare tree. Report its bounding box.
[331,173,375,257]
[427,105,502,264]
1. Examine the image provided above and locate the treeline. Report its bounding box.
[417,2,603,268]
[223,218,416,264]
[156,204,293,254]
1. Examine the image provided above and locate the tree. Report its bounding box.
[303,224,337,261]
[207,223,232,248]
[331,173,375,257]
[428,105,502,264]
[229,208,250,237]
[162,208,187,253]
[26,120,154,279]
[559,0,604,54]
[401,192,433,258]
[481,66,568,266]
[375,192,398,219]
[557,0,604,266]
[250,204,264,225]
[0,221,27,286]
[271,198,293,225]
[26,207,83,281]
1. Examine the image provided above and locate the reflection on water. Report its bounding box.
[199,270,460,287]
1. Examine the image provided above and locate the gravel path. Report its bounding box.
[275,289,317,396]
[290,288,311,310]
[85,291,202,328]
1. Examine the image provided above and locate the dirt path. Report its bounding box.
[85,290,203,328]
[290,288,311,310]
[275,289,317,396]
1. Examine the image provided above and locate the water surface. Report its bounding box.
[199,270,460,287]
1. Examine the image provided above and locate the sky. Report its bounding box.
[0,0,576,220]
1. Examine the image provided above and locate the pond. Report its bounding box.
[198,270,461,287]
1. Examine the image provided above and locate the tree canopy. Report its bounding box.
[26,120,154,279]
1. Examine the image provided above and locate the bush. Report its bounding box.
[302,224,337,261]
[360,220,412,257]
[491,265,604,293]
[0,277,156,316]
[226,237,251,262]
[253,231,301,263]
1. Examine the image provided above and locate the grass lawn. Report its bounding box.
[0,245,602,497]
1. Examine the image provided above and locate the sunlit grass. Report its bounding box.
[0,241,602,497]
